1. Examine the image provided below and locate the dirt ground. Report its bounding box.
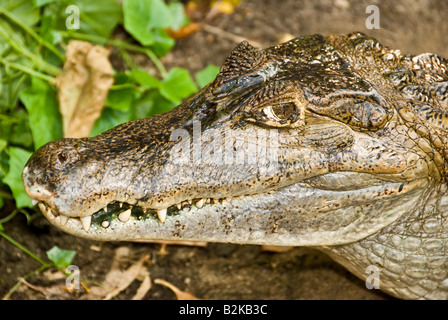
[1,0,448,300]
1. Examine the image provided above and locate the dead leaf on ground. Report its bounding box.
[102,249,150,300]
[56,40,114,138]
[154,278,200,300]
[166,23,201,39]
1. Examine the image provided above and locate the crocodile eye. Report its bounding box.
[262,103,296,123]
[247,102,304,128]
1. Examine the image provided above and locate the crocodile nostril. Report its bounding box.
[54,148,80,169]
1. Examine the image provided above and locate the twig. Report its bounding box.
[59,31,168,78]
[201,24,263,48]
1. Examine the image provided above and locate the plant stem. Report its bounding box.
[0,230,50,266]
[0,23,60,76]
[0,208,17,224]
[0,59,56,84]
[59,31,168,78]
[0,7,65,61]
[2,265,50,300]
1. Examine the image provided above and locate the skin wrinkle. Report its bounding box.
[22,32,448,299]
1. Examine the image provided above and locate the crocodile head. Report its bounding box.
[22,33,447,248]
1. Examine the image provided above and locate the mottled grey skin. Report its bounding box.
[23,33,448,299]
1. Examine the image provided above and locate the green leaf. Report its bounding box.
[131,69,161,89]
[3,147,33,208]
[19,77,63,149]
[54,0,122,38]
[0,0,40,27]
[7,109,34,150]
[123,0,173,46]
[195,65,220,88]
[0,139,7,153]
[106,73,135,111]
[168,2,191,31]
[46,246,76,268]
[160,67,197,104]
[149,28,175,57]
[33,0,56,7]
[106,89,135,111]
[134,90,177,118]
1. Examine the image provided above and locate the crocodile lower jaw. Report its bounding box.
[36,195,245,232]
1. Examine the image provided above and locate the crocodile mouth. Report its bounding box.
[34,175,426,241]
[36,195,248,232]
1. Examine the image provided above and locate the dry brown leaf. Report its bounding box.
[56,40,114,138]
[132,269,152,300]
[166,23,201,39]
[279,33,295,44]
[154,278,200,300]
[103,251,149,300]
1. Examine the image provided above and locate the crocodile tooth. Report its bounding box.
[195,198,204,209]
[205,198,210,204]
[187,199,192,205]
[47,208,56,219]
[119,202,123,208]
[101,220,110,228]
[226,197,232,202]
[118,209,132,222]
[59,215,68,226]
[80,216,92,231]
[104,206,108,213]
[211,198,219,204]
[157,208,167,222]
[32,199,38,206]
[176,203,182,210]
[38,202,47,214]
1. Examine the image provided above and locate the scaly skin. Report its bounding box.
[22,33,448,299]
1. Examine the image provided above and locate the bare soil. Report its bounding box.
[1,0,447,300]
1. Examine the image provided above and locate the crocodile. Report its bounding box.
[22,32,448,299]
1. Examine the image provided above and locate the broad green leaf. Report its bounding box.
[0,0,40,27]
[54,0,122,38]
[0,139,6,153]
[168,2,191,31]
[195,65,220,88]
[106,73,135,111]
[123,0,173,46]
[33,0,56,7]
[160,67,197,104]
[131,69,161,89]
[134,90,177,119]
[19,77,63,149]
[8,109,33,150]
[106,89,135,111]
[46,246,76,268]
[149,92,177,116]
[149,28,175,57]
[3,147,32,208]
